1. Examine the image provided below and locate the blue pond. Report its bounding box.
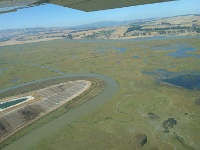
[11,77,21,83]
[115,48,127,52]
[0,68,9,74]
[152,44,200,58]
[71,55,79,60]
[162,75,200,90]
[133,55,140,58]
[0,97,28,109]
[142,69,200,91]
[96,45,127,54]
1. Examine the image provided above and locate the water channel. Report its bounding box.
[2,73,119,150]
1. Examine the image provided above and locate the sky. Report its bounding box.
[0,0,199,30]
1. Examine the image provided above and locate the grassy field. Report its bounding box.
[0,37,200,149]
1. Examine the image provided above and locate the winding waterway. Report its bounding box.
[2,73,119,150]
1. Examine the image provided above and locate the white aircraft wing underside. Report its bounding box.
[0,0,176,14]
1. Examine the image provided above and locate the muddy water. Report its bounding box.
[2,73,119,150]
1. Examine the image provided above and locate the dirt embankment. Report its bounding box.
[0,80,91,143]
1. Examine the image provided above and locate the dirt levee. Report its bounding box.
[0,80,91,142]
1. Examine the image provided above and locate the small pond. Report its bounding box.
[0,68,9,74]
[0,97,28,109]
[115,48,127,53]
[142,69,200,91]
[71,55,79,60]
[11,77,21,83]
[133,55,140,58]
[96,45,127,53]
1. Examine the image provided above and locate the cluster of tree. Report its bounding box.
[60,34,73,39]
[83,33,98,39]
[191,23,200,33]
[196,28,200,33]
[158,30,182,34]
[126,26,142,33]
[99,30,115,35]
[161,22,171,25]
[67,34,73,39]
[83,30,115,39]
[150,26,189,31]
[45,34,73,39]
[125,24,200,36]
[131,32,151,36]
[126,25,192,34]
[157,31,166,34]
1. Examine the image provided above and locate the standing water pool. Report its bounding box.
[0,96,33,110]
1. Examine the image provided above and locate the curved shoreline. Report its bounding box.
[0,80,92,143]
[2,73,119,150]
[0,73,114,94]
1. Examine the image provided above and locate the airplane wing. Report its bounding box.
[0,0,175,14]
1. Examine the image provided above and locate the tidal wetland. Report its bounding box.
[0,36,200,150]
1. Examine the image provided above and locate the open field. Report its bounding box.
[0,36,200,149]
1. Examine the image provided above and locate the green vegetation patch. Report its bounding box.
[1,37,200,150]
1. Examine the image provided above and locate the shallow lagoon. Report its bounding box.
[97,46,127,53]
[162,75,200,90]
[11,77,21,83]
[152,44,200,58]
[115,47,127,52]
[133,55,140,58]
[142,69,200,91]
[0,68,9,74]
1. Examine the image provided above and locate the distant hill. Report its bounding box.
[69,18,161,29]
[1,14,199,46]
[69,21,133,29]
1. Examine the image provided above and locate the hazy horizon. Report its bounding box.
[0,0,199,30]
